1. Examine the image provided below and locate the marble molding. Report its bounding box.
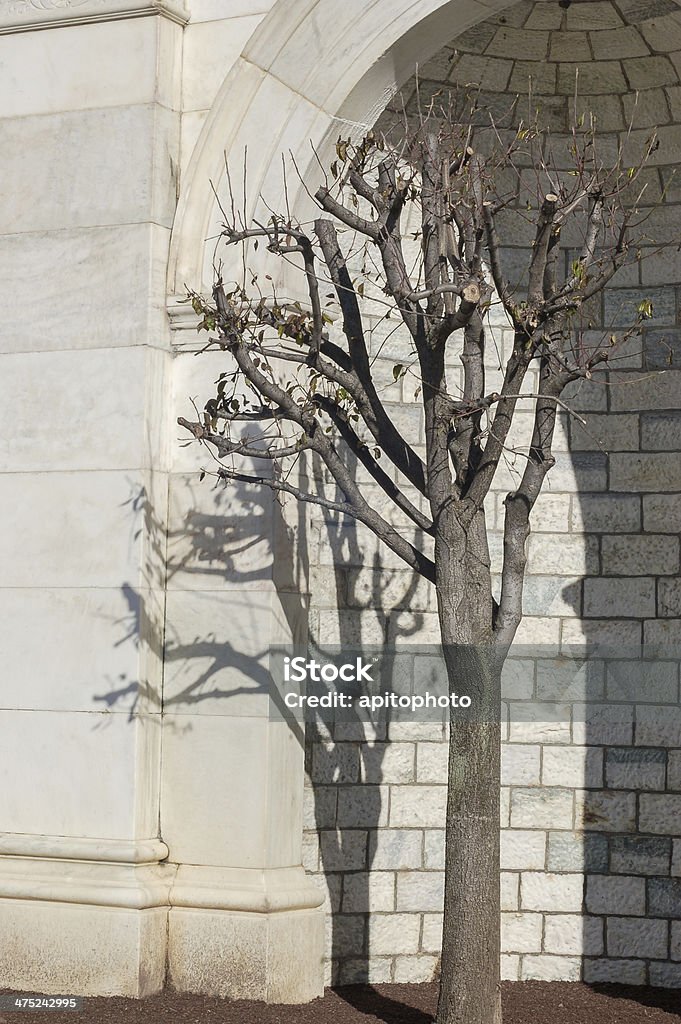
[0,0,189,32]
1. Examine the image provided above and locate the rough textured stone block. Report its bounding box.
[636,707,681,749]
[658,579,681,619]
[640,794,681,836]
[369,914,420,955]
[611,453,681,493]
[511,788,574,830]
[606,660,679,704]
[584,578,656,618]
[605,287,676,329]
[584,958,646,985]
[576,790,637,833]
[396,872,444,913]
[650,962,681,988]
[586,876,645,916]
[642,411,681,448]
[647,876,679,917]
[501,830,546,871]
[502,659,535,700]
[667,751,681,791]
[521,954,581,981]
[389,786,446,828]
[342,872,395,913]
[338,958,392,985]
[671,920,681,960]
[501,954,520,981]
[542,746,604,789]
[521,872,584,912]
[601,535,680,575]
[610,371,681,411]
[508,705,571,746]
[393,955,438,983]
[320,831,367,872]
[570,414,639,452]
[501,873,519,912]
[360,743,415,784]
[502,745,541,786]
[527,535,599,575]
[571,703,634,746]
[312,744,360,784]
[501,912,543,954]
[644,495,681,533]
[644,620,681,646]
[547,831,609,873]
[424,830,444,870]
[607,917,669,959]
[610,836,672,876]
[605,747,667,791]
[535,659,604,702]
[368,829,422,870]
[337,787,389,828]
[544,914,604,956]
[416,742,448,784]
[421,913,442,953]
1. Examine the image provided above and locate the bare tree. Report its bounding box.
[180,96,656,1024]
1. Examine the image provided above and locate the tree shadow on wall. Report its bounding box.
[95,475,306,746]
[304,452,438,1023]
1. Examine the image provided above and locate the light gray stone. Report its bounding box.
[389,786,446,828]
[636,707,681,749]
[342,872,395,913]
[572,494,641,533]
[587,875,645,916]
[650,963,681,988]
[570,414,639,453]
[424,830,444,870]
[658,579,681,619]
[575,790,637,833]
[501,912,542,954]
[644,494,681,533]
[605,748,667,791]
[393,955,438,983]
[501,829,546,871]
[520,955,581,981]
[584,958,646,985]
[370,914,420,955]
[542,746,604,789]
[501,872,520,912]
[547,831,609,873]
[606,660,679,704]
[610,836,672,876]
[601,535,680,575]
[521,872,584,912]
[640,794,681,835]
[649,878,681,917]
[396,872,444,913]
[607,917,669,959]
[368,829,422,870]
[511,788,574,830]
[502,744,541,786]
[544,914,603,956]
[584,578,656,618]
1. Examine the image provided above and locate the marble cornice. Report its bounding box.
[0,0,189,34]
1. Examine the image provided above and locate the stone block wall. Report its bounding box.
[301,0,681,975]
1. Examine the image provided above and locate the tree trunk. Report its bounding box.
[435,510,502,1024]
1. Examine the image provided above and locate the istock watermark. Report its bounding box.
[268,644,681,726]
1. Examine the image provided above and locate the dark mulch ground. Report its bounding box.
[1,982,680,1023]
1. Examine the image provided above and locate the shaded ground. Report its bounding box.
[1,983,680,1023]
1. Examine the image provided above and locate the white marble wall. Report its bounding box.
[0,6,182,996]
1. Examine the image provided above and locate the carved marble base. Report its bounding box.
[0,0,189,34]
